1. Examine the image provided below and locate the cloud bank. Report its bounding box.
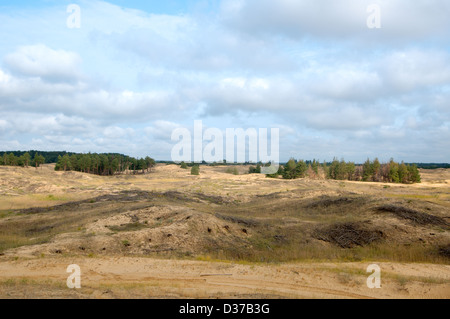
[0,0,448,162]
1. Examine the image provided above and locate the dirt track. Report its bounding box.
[0,257,449,299]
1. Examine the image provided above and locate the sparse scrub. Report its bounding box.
[191,165,200,175]
[248,164,261,174]
[226,167,239,175]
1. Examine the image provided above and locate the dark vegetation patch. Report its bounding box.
[17,191,154,215]
[438,244,450,259]
[16,190,226,216]
[129,214,139,223]
[160,191,196,202]
[214,213,259,227]
[95,191,154,202]
[273,235,287,242]
[18,200,88,215]
[160,191,226,205]
[107,222,148,233]
[305,196,357,209]
[25,225,55,234]
[194,193,226,205]
[376,205,448,226]
[255,192,284,199]
[313,222,384,248]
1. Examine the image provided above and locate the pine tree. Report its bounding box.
[346,162,356,180]
[311,159,319,175]
[407,164,421,183]
[145,156,155,172]
[322,160,329,178]
[8,153,17,166]
[23,152,31,168]
[398,162,408,183]
[389,160,399,183]
[372,158,381,182]
[111,158,120,175]
[61,154,70,171]
[362,159,373,181]
[283,159,297,179]
[328,158,339,179]
[295,160,308,178]
[33,153,45,169]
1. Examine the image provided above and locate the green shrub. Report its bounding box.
[191,166,200,176]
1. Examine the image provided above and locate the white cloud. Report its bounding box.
[4,44,82,82]
[0,69,10,83]
[220,77,270,90]
[380,50,450,92]
[221,0,450,43]
[304,105,386,131]
[144,120,182,141]
[83,0,193,37]
[103,126,134,139]
[307,68,383,101]
[0,119,10,132]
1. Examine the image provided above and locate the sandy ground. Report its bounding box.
[1,164,448,211]
[0,257,449,299]
[0,164,449,299]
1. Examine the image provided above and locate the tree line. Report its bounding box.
[2,151,79,164]
[325,158,421,183]
[0,150,423,183]
[55,153,156,176]
[247,158,421,184]
[0,151,156,176]
[0,152,45,168]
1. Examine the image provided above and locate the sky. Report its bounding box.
[0,0,449,163]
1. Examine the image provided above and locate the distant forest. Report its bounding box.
[0,151,45,168]
[0,150,448,180]
[163,159,450,169]
[1,151,83,164]
[54,153,156,176]
[0,151,155,176]
[413,163,450,169]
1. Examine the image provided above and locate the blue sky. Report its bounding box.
[0,0,449,162]
[0,0,209,13]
